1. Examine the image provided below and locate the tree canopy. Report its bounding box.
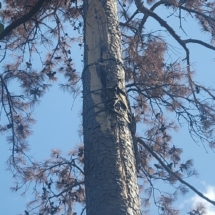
[1,0,215,214]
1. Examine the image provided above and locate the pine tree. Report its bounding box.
[83,0,140,214]
[0,0,215,214]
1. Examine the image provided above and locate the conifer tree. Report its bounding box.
[1,0,215,214]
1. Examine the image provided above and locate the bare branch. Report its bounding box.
[184,39,215,50]
[134,0,190,63]
[137,137,215,207]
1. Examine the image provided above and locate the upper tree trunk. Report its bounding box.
[83,0,141,214]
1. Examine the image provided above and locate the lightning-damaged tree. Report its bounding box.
[1,0,215,214]
[83,0,141,214]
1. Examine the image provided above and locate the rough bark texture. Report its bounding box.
[83,0,141,214]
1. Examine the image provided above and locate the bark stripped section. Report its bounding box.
[83,0,141,214]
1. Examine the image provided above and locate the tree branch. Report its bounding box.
[138,1,164,32]
[179,5,215,23]
[0,0,47,40]
[184,39,215,51]
[134,0,190,64]
[49,181,85,199]
[136,137,215,206]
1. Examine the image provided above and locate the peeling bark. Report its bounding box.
[83,0,141,214]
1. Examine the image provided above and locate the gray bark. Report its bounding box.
[83,0,141,214]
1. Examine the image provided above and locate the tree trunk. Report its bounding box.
[83,0,141,214]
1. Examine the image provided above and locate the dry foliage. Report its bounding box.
[0,0,215,214]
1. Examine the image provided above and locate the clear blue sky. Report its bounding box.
[1,4,215,215]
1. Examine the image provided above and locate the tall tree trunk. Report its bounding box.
[83,0,141,214]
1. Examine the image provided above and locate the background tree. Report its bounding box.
[0,0,215,214]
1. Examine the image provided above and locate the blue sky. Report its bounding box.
[1,4,215,215]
